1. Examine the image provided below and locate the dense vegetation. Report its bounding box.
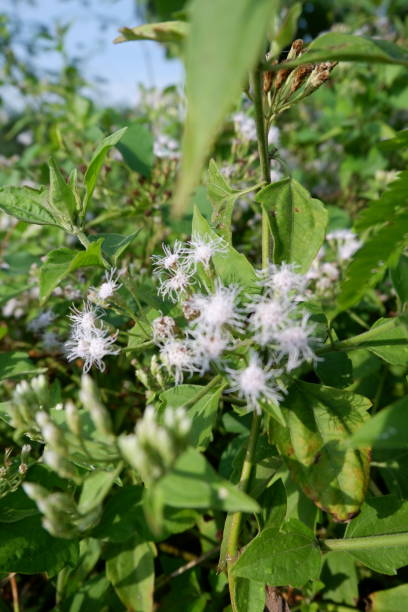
[0,1,408,610]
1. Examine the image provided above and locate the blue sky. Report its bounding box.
[3,0,184,107]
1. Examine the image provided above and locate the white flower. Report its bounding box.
[258,263,308,301]
[160,339,197,384]
[158,268,193,303]
[190,329,232,373]
[275,314,319,371]
[326,230,362,261]
[152,241,185,273]
[68,302,102,337]
[182,233,227,271]
[226,352,284,414]
[89,268,121,302]
[233,112,257,141]
[27,310,56,333]
[154,133,180,158]
[152,315,177,342]
[189,284,243,332]
[247,296,293,345]
[65,329,119,373]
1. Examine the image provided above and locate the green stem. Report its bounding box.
[73,229,90,249]
[224,64,271,612]
[226,411,260,610]
[183,375,223,409]
[323,531,408,552]
[251,66,271,270]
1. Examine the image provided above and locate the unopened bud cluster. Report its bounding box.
[118,405,191,484]
[264,39,337,118]
[8,374,52,436]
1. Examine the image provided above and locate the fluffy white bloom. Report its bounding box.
[68,302,102,337]
[152,241,185,273]
[190,329,232,373]
[258,263,308,301]
[247,296,293,345]
[27,310,56,333]
[89,268,121,302]
[275,314,319,371]
[65,329,119,373]
[158,268,193,303]
[160,339,197,384]
[190,284,243,331]
[182,233,227,271]
[226,352,283,414]
[326,229,362,261]
[152,315,177,342]
[233,112,257,141]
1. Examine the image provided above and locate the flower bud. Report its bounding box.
[80,374,112,436]
[65,400,81,436]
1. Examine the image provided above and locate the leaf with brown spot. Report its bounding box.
[271,382,371,521]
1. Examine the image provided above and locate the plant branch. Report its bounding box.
[323,531,408,552]
[225,411,260,610]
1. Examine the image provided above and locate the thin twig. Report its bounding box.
[155,546,220,591]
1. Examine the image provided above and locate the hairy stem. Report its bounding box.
[226,411,261,610]
[225,65,271,611]
[323,531,408,551]
[251,65,271,270]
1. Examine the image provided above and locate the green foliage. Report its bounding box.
[1,1,408,608]
[257,178,328,273]
[173,0,279,214]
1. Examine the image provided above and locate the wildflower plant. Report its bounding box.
[0,2,408,610]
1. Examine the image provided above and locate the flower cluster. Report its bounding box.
[307,230,362,299]
[152,234,227,303]
[118,405,191,484]
[151,240,320,413]
[64,269,121,373]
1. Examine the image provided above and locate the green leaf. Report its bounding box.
[235,578,265,612]
[271,33,408,69]
[349,395,408,450]
[337,212,408,311]
[355,170,408,231]
[83,127,127,214]
[116,121,154,178]
[258,479,287,531]
[0,186,61,227]
[315,352,353,389]
[391,254,408,305]
[378,129,408,153]
[335,316,408,367]
[344,495,408,574]
[272,382,371,521]
[192,206,257,288]
[256,178,328,273]
[92,486,197,543]
[39,239,105,301]
[160,383,222,450]
[0,351,45,380]
[106,535,154,612]
[231,521,321,588]
[154,447,259,513]
[114,20,188,44]
[369,584,408,611]
[78,469,120,515]
[207,159,243,243]
[89,231,139,264]
[0,515,78,574]
[269,3,302,59]
[48,157,77,223]
[173,0,279,214]
[321,551,358,606]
